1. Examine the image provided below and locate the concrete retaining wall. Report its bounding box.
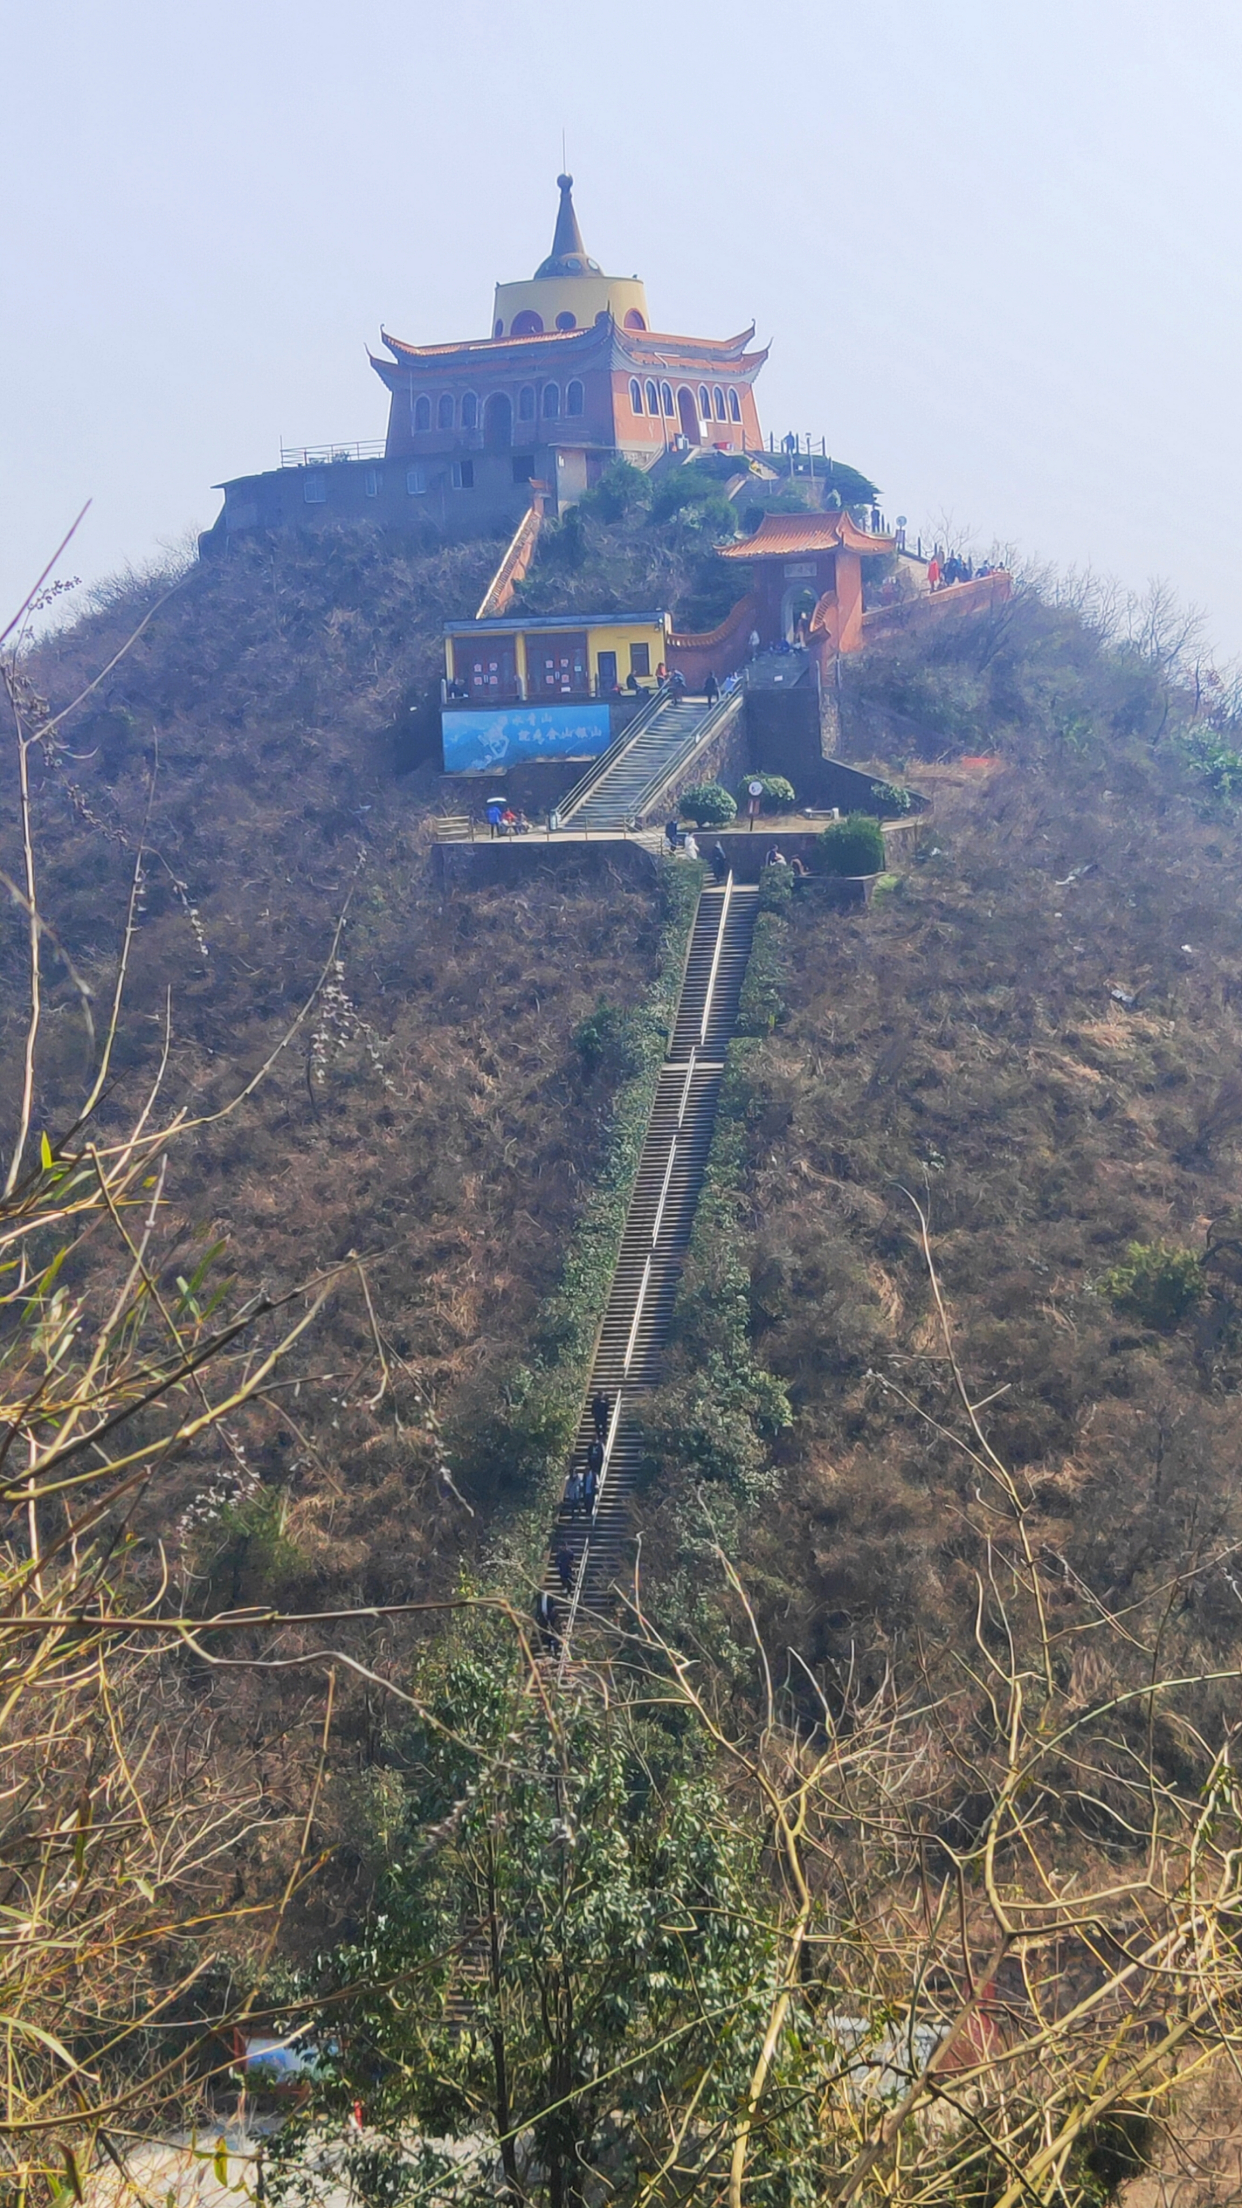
[435,836,660,890]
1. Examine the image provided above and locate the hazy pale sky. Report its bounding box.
[5,0,1240,656]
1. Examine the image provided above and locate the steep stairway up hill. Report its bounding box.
[560,689,743,832]
[543,878,758,1650]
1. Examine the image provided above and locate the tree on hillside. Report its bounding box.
[279,1622,788,2208]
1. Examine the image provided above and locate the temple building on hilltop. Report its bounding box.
[207,176,768,546]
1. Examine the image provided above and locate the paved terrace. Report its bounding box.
[431,811,922,887]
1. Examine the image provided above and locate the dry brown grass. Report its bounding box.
[728,754,1242,1694]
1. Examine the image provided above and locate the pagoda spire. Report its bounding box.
[535,174,599,278]
[550,173,586,259]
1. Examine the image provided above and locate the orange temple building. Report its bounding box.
[209,176,769,545]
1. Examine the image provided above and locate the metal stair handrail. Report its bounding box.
[551,874,758,1663]
[699,873,734,1048]
[677,1048,697,1124]
[623,1256,653,1377]
[651,1139,677,1246]
[556,687,669,822]
[626,687,745,823]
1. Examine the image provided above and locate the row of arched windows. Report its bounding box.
[412,382,585,432]
[494,307,648,336]
[628,377,742,424]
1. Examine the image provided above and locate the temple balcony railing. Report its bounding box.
[280,440,387,468]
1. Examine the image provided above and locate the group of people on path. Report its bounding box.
[484,797,531,838]
[561,1390,610,1523]
[927,551,993,592]
[534,1391,614,1655]
[664,819,700,859]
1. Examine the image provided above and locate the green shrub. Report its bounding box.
[737,908,789,1034]
[869,778,914,815]
[1099,1242,1203,1330]
[680,782,737,827]
[1181,727,1242,811]
[572,997,641,1082]
[816,812,886,876]
[640,1045,792,1503]
[737,773,796,812]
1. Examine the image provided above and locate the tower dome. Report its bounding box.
[491,175,649,339]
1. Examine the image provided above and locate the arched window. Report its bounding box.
[484,393,512,447]
[728,388,742,423]
[437,392,454,430]
[461,392,478,430]
[555,311,577,330]
[660,381,674,417]
[413,394,431,433]
[518,384,536,421]
[698,385,711,419]
[566,379,584,417]
[629,377,644,414]
[624,309,647,331]
[511,309,544,336]
[542,383,560,419]
[713,386,726,421]
[494,319,504,338]
[644,379,659,415]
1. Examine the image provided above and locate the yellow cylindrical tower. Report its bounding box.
[492,176,650,339]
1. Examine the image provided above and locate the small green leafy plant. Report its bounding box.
[1099,1241,1203,1330]
[1181,727,1242,811]
[869,778,914,815]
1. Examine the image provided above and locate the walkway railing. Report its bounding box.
[624,688,745,824]
[549,874,754,1666]
[280,439,386,467]
[699,873,734,1047]
[555,688,670,822]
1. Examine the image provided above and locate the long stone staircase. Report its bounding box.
[559,687,744,833]
[543,875,758,1649]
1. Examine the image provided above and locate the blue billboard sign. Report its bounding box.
[442,702,612,775]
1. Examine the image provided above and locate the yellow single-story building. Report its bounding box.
[445,611,670,704]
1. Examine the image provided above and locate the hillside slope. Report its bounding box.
[8,528,666,1619]
[636,585,1242,1704]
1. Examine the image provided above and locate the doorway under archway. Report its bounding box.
[779,584,820,645]
[484,393,512,448]
[676,387,701,445]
